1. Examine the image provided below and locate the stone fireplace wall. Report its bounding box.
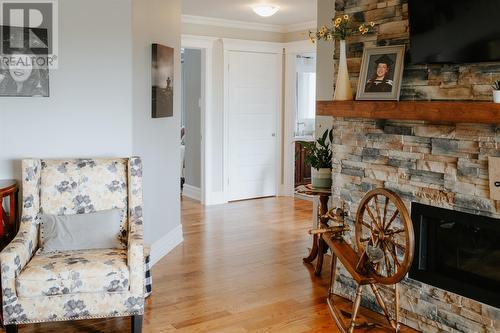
[330,118,500,332]
[323,0,500,331]
[334,0,500,101]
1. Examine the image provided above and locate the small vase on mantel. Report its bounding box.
[333,39,353,101]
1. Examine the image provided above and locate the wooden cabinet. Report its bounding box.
[295,142,311,186]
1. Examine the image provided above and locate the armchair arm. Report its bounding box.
[127,157,144,296]
[0,159,40,305]
[0,224,38,291]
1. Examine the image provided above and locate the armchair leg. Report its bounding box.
[6,325,18,333]
[131,315,143,333]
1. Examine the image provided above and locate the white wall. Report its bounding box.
[316,0,335,101]
[0,0,183,259]
[315,0,335,135]
[209,39,226,199]
[182,49,201,188]
[132,0,182,247]
[0,0,133,179]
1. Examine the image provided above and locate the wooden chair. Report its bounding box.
[313,189,415,333]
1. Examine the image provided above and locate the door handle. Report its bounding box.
[272,133,276,137]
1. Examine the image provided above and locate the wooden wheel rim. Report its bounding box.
[355,188,415,285]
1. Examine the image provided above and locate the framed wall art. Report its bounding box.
[0,26,50,97]
[152,43,174,118]
[356,45,405,101]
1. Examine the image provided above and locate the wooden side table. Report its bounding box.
[0,180,19,248]
[296,184,331,276]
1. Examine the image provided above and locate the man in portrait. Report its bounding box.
[364,54,394,93]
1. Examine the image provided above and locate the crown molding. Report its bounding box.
[284,20,317,33]
[182,15,316,34]
[182,15,283,33]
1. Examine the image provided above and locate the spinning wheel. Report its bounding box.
[355,188,414,285]
[311,188,414,333]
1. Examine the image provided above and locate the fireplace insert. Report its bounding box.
[409,203,500,308]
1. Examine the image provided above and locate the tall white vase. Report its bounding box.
[333,39,353,101]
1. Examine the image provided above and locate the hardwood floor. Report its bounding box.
[4,197,419,332]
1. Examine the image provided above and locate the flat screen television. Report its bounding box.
[408,0,500,64]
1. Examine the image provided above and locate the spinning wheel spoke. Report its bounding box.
[361,220,374,231]
[362,219,379,245]
[373,195,382,227]
[385,209,400,230]
[386,241,401,271]
[386,237,406,253]
[382,243,392,276]
[365,206,382,230]
[382,196,389,229]
[385,228,405,236]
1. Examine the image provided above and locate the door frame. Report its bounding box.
[283,40,317,196]
[181,35,217,205]
[223,38,284,202]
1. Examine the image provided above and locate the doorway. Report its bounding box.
[294,53,317,187]
[181,48,202,202]
[283,44,317,196]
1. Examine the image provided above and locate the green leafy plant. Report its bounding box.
[492,80,500,91]
[300,129,334,170]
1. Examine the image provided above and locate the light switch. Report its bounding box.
[488,156,500,200]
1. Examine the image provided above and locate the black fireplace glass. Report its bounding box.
[409,203,500,308]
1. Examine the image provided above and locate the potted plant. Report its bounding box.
[301,129,333,189]
[492,80,500,103]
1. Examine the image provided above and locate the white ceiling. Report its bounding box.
[182,0,317,27]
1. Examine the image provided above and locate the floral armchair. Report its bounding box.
[0,158,145,333]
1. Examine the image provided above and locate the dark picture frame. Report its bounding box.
[356,45,405,101]
[152,43,174,118]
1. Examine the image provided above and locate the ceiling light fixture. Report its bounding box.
[252,5,280,17]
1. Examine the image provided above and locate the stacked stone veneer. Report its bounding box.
[330,118,500,332]
[333,0,500,100]
[325,0,500,331]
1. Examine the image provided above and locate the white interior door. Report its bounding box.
[227,51,280,201]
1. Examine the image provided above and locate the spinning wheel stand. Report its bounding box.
[311,189,415,333]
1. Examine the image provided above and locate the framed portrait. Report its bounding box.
[356,45,405,101]
[0,26,50,97]
[152,43,174,118]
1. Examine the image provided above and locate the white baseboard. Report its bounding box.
[149,224,183,266]
[183,184,201,201]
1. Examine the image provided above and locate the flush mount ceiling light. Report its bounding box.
[252,5,280,17]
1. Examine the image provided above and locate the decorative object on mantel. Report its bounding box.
[152,43,174,118]
[299,129,333,189]
[356,45,405,101]
[310,15,375,101]
[492,80,500,103]
[310,188,414,333]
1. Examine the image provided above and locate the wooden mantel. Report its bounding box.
[316,101,500,124]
